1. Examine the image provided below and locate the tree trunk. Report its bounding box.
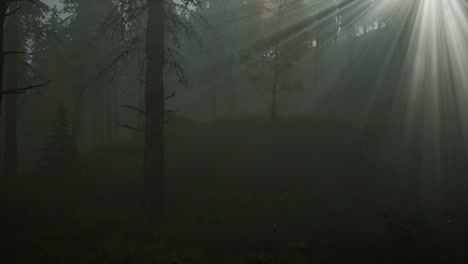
[0,1,6,177]
[401,1,422,202]
[113,84,119,141]
[102,86,108,144]
[270,1,283,124]
[100,89,105,145]
[92,96,99,148]
[226,56,237,118]
[72,92,84,148]
[210,84,218,120]
[3,3,19,178]
[270,45,279,123]
[71,52,91,148]
[312,14,323,97]
[0,0,6,117]
[96,89,105,146]
[144,0,165,220]
[0,0,5,177]
[106,85,113,145]
[4,78,17,178]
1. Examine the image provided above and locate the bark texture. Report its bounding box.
[144,0,165,220]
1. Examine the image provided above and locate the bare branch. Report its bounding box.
[117,121,145,132]
[121,104,146,115]
[5,6,20,17]
[4,50,34,55]
[164,91,176,100]
[1,80,51,95]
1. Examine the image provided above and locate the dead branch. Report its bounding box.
[1,80,51,95]
[121,104,146,115]
[164,91,176,100]
[4,50,34,55]
[117,121,145,132]
[5,6,20,17]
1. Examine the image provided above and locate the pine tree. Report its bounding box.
[2,1,51,177]
[241,0,312,123]
[38,103,78,168]
[105,0,211,219]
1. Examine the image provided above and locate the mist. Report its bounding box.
[1,0,467,263]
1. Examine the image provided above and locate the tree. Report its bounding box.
[0,0,6,115]
[38,102,78,168]
[2,0,50,178]
[142,0,165,219]
[99,0,211,219]
[240,0,316,123]
[36,1,119,149]
[0,0,49,114]
[3,0,20,178]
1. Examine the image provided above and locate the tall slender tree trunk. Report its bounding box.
[72,92,84,148]
[347,20,354,70]
[92,96,100,148]
[0,0,6,117]
[3,4,19,178]
[226,55,236,118]
[0,0,5,177]
[270,44,279,123]
[104,85,111,145]
[144,0,165,220]
[313,14,323,97]
[210,84,217,120]
[113,84,119,141]
[401,1,421,202]
[72,54,91,148]
[4,75,17,178]
[100,89,106,145]
[270,1,283,124]
[109,85,117,142]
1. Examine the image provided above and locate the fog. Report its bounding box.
[1,0,467,263]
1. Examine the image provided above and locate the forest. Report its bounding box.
[1,0,467,263]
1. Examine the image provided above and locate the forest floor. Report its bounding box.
[1,118,442,263]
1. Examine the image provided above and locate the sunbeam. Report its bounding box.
[3,0,468,263]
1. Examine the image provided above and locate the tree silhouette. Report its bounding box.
[38,102,78,168]
[240,0,313,123]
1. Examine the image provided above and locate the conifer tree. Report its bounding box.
[38,103,78,168]
[2,0,51,177]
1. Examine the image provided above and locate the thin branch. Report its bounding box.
[254,55,273,66]
[5,6,20,17]
[117,121,145,132]
[164,91,176,100]
[165,109,179,114]
[4,50,34,55]
[1,80,51,95]
[121,104,146,115]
